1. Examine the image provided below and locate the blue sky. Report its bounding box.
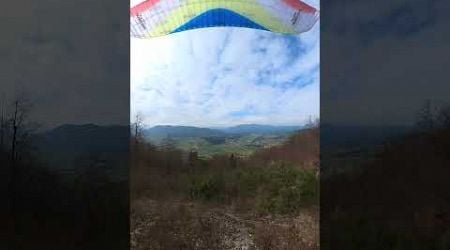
[131,0,320,127]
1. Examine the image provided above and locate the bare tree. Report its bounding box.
[305,115,319,129]
[5,93,32,250]
[0,94,6,150]
[133,112,144,144]
[9,95,32,163]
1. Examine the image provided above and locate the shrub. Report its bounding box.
[256,164,318,214]
[187,163,318,215]
[189,174,225,202]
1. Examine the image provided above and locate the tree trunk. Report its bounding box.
[11,101,18,163]
[0,98,4,150]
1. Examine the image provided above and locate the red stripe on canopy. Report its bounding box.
[130,0,162,16]
[282,0,317,13]
[131,0,318,17]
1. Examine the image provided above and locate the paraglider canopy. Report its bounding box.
[130,0,319,38]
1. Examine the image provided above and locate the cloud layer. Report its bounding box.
[131,0,320,127]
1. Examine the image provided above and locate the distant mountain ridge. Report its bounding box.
[219,124,302,135]
[39,123,129,153]
[143,124,303,141]
[34,124,129,173]
[38,123,412,152]
[321,123,412,150]
[144,125,226,140]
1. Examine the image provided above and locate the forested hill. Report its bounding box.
[251,126,319,170]
[144,124,302,140]
[144,125,226,140]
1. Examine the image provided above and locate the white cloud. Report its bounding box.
[131,2,320,127]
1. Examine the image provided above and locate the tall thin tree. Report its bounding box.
[133,112,144,144]
[0,95,5,150]
[9,94,31,164]
[11,99,18,162]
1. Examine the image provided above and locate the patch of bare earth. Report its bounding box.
[131,199,318,250]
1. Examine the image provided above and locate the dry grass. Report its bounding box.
[254,209,319,250]
[131,200,226,250]
[131,199,319,250]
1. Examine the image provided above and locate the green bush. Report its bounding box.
[235,167,265,195]
[187,163,318,215]
[256,164,318,214]
[188,174,225,202]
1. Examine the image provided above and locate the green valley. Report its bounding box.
[142,124,302,158]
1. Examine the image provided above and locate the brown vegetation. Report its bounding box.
[322,103,450,249]
[131,124,319,249]
[252,126,319,171]
[2,95,128,250]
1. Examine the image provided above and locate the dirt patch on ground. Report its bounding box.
[131,199,318,250]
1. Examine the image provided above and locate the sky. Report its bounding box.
[321,0,450,126]
[3,0,447,130]
[0,0,129,129]
[130,0,320,128]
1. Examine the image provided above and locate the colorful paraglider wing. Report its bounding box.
[130,0,319,38]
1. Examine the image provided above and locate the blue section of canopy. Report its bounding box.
[171,8,269,33]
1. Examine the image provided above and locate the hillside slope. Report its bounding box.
[252,126,319,170]
[144,125,225,142]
